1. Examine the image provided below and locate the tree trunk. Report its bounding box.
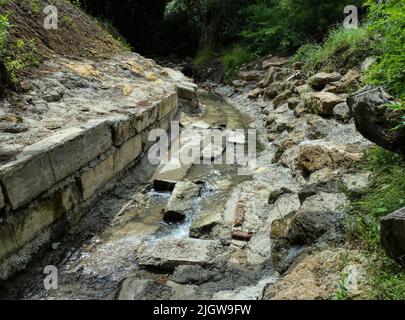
[198,6,220,52]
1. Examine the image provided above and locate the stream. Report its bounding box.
[0,90,266,300]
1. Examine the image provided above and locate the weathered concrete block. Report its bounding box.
[52,120,112,182]
[0,120,112,209]
[177,84,197,101]
[80,152,115,200]
[0,153,55,210]
[114,134,142,174]
[0,198,66,261]
[381,207,405,266]
[111,103,159,146]
[141,122,159,152]
[158,92,176,120]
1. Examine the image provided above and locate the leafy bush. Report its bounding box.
[292,27,374,73]
[221,45,255,80]
[365,0,405,99]
[0,12,39,86]
[241,0,364,55]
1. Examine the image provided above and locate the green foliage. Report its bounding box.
[69,0,82,8]
[335,253,350,300]
[221,45,255,80]
[0,13,39,85]
[241,0,364,55]
[26,0,42,13]
[365,0,405,99]
[3,38,39,82]
[292,27,374,73]
[0,14,9,56]
[347,147,405,299]
[96,18,132,51]
[194,48,214,65]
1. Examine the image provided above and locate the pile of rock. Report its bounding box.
[228,57,374,299]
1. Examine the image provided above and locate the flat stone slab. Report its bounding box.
[137,238,223,271]
[191,121,211,129]
[164,181,201,222]
[190,209,223,238]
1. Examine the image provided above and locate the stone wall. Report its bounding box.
[0,84,196,280]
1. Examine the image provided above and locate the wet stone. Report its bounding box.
[164,181,201,223]
[137,238,224,271]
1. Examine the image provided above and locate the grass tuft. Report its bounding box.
[221,45,255,80]
[292,27,374,73]
[346,147,405,299]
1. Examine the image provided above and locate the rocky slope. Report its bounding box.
[212,56,375,299]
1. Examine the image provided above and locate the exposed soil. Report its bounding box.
[1,0,123,61]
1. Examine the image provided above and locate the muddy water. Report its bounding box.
[0,91,252,300]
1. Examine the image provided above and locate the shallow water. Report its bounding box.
[0,91,253,300]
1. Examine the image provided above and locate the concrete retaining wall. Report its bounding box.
[0,84,195,280]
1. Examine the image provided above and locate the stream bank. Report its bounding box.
[1,55,377,300]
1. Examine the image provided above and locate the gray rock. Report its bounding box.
[308,72,341,90]
[333,102,352,122]
[137,238,224,271]
[381,207,405,266]
[117,278,173,300]
[348,86,405,156]
[263,81,290,100]
[287,210,344,246]
[164,181,201,222]
[43,89,64,103]
[190,209,222,239]
[342,172,371,194]
[238,70,262,82]
[299,192,349,214]
[171,265,217,285]
[0,122,29,133]
[262,57,289,70]
[303,92,345,116]
[298,180,341,203]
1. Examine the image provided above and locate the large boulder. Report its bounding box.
[295,142,363,174]
[262,56,289,70]
[273,90,293,108]
[308,72,341,90]
[258,67,283,87]
[303,92,345,116]
[263,81,291,100]
[270,192,348,273]
[381,207,405,266]
[287,211,344,246]
[348,86,405,156]
[264,249,346,300]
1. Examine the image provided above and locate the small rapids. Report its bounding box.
[0,91,254,300]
